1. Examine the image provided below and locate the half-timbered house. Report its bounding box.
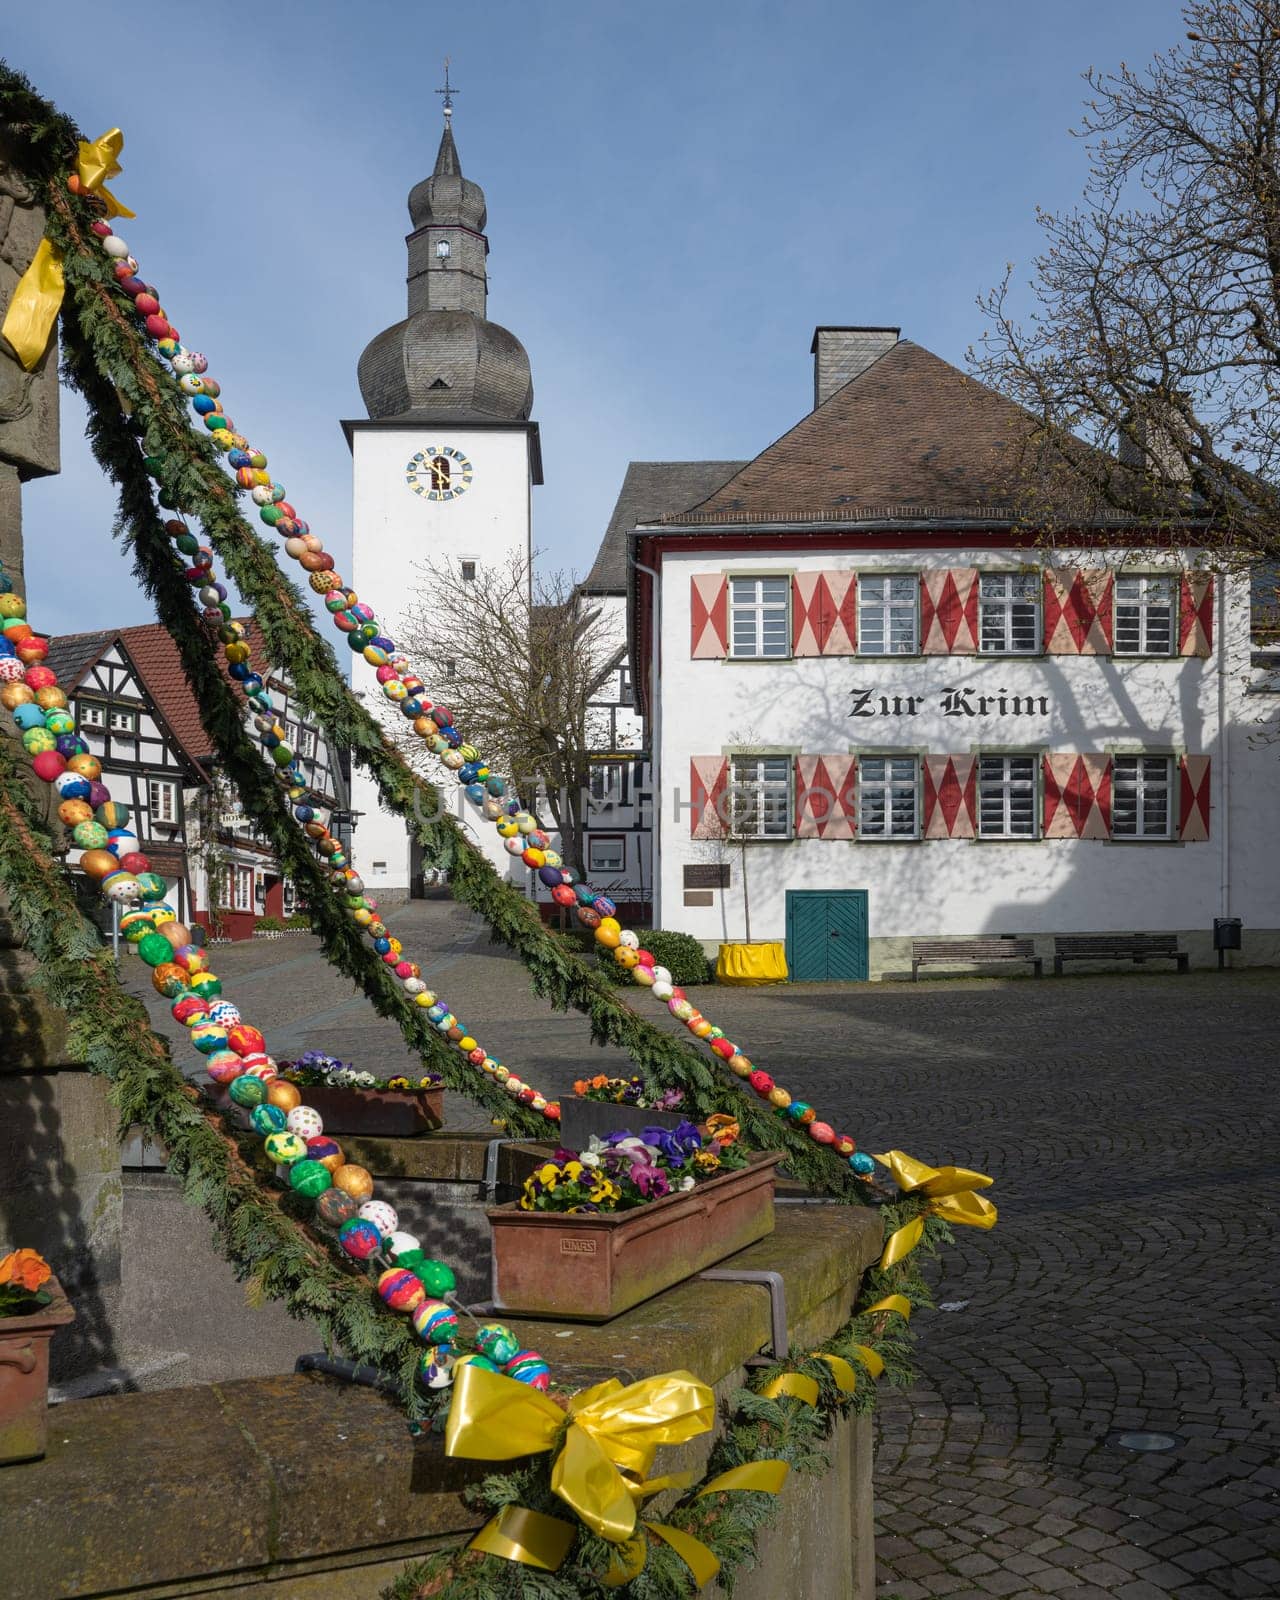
[46,622,346,939]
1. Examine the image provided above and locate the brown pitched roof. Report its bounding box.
[47,619,273,780]
[657,341,1074,526]
[583,460,747,590]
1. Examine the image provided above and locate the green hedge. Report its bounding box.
[599,928,712,987]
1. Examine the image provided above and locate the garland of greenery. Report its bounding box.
[0,62,864,1199]
[0,738,430,1410]
[377,1213,944,1600]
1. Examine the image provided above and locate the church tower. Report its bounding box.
[345,92,541,898]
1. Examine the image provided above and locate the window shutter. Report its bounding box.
[791,571,858,656]
[1044,569,1114,653]
[1043,754,1112,839]
[923,756,976,839]
[921,569,979,653]
[1179,573,1214,656]
[690,756,729,838]
[795,755,857,839]
[1178,755,1211,841]
[690,575,729,659]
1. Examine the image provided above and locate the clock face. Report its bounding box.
[405,445,474,503]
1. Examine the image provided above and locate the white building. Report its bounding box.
[347,111,540,897]
[627,328,1280,976]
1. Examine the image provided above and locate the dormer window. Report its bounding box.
[436,239,451,259]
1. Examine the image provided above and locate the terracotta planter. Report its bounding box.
[210,1083,444,1136]
[558,1100,688,1153]
[489,1153,782,1321]
[0,1275,74,1466]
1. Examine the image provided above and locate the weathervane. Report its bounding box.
[436,58,458,120]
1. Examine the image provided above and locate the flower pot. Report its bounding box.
[558,1100,688,1153]
[290,1084,444,1136]
[488,1152,782,1321]
[209,1083,444,1136]
[0,1275,74,1466]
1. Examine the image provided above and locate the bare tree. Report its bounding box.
[973,0,1280,565]
[391,552,619,879]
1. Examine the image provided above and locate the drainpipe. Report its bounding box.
[630,553,663,929]
[1218,570,1230,920]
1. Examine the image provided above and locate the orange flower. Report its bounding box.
[572,1079,590,1096]
[0,1248,51,1293]
[705,1114,740,1148]
[591,1074,609,1090]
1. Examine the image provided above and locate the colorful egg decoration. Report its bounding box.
[228,1075,267,1108]
[475,1322,521,1367]
[286,1105,324,1140]
[416,1345,455,1390]
[358,1200,398,1237]
[288,1159,333,1198]
[316,1187,359,1227]
[504,1350,551,1391]
[263,1131,307,1165]
[378,1268,426,1313]
[411,1299,458,1345]
[250,1103,288,1134]
[338,1217,382,1259]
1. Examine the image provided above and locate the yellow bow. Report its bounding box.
[1,129,134,371]
[447,1364,786,1584]
[873,1149,997,1268]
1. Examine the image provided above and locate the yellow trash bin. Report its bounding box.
[715,941,789,985]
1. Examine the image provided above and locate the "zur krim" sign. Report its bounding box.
[850,687,1052,718]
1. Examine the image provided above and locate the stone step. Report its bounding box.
[48,1345,193,1403]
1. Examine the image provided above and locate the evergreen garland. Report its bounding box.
[0,740,429,1411]
[0,59,864,1200]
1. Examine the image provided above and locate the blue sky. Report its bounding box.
[11,0,1181,637]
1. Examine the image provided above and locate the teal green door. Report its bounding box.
[785,891,869,982]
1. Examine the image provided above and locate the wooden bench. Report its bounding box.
[1052,934,1189,975]
[911,938,1043,981]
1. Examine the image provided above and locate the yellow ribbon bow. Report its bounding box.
[446,1364,785,1583]
[873,1149,998,1268]
[1,129,134,372]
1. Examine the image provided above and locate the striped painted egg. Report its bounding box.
[189,1021,228,1054]
[378,1269,426,1313]
[306,1136,344,1172]
[504,1350,550,1391]
[206,1050,244,1084]
[410,1299,458,1345]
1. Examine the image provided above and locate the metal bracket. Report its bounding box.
[482,1137,521,1203]
[696,1268,789,1363]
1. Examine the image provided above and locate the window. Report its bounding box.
[293,724,316,759]
[148,779,178,826]
[588,836,626,874]
[109,707,139,735]
[729,576,789,658]
[372,860,387,871]
[977,755,1038,838]
[1115,575,1175,655]
[619,666,634,706]
[728,755,792,838]
[231,865,254,912]
[859,756,919,838]
[589,761,626,807]
[80,701,105,728]
[460,560,476,581]
[435,238,451,259]
[980,573,1041,654]
[1112,755,1173,839]
[858,575,918,655]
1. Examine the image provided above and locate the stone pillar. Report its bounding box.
[0,134,124,1383]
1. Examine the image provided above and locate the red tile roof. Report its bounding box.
[47,618,273,781]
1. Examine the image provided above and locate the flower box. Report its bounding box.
[0,1274,75,1466]
[558,1100,688,1153]
[488,1152,782,1321]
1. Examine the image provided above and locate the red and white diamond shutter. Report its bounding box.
[1179,756,1211,841]
[1044,569,1114,654]
[690,575,729,659]
[794,755,858,839]
[689,757,729,838]
[1179,573,1214,656]
[921,569,980,653]
[923,756,977,839]
[792,572,857,656]
[1042,754,1112,839]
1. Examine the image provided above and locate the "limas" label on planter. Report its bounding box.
[559,1238,598,1255]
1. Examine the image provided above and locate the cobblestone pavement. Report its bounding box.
[127,901,1280,1599]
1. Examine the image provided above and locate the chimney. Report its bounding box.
[1117,396,1192,486]
[810,326,899,409]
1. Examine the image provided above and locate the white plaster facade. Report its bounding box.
[347,421,535,895]
[643,543,1280,974]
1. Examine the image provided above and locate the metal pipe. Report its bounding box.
[630,553,663,926]
[697,1267,789,1360]
[294,1352,392,1390]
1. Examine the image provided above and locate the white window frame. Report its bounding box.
[1114,574,1176,656]
[728,576,790,659]
[588,761,627,808]
[148,778,178,826]
[979,572,1042,655]
[1111,754,1174,840]
[79,701,106,728]
[587,835,626,874]
[728,754,793,839]
[231,865,255,913]
[977,754,1039,839]
[857,574,919,655]
[109,706,139,735]
[858,755,920,839]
